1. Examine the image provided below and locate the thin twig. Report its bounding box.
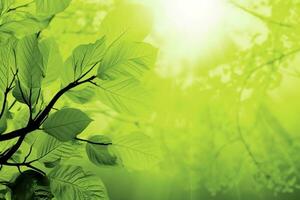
[235,47,300,180]
[230,0,293,28]
[75,137,112,146]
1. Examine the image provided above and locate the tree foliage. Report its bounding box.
[0,0,158,199]
[1,0,300,199]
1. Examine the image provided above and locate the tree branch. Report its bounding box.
[75,137,112,146]
[34,75,97,125]
[3,162,45,175]
[0,75,97,164]
[0,135,25,164]
[230,0,293,28]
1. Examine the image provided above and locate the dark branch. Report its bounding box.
[3,162,45,175]
[0,135,25,163]
[0,75,97,164]
[34,75,97,125]
[75,137,112,146]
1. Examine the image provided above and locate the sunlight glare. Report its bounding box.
[131,0,228,71]
[163,0,224,37]
[156,0,227,63]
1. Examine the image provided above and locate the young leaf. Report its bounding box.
[36,132,79,164]
[85,135,117,166]
[15,34,43,104]
[17,34,44,88]
[97,76,148,114]
[0,38,16,91]
[43,108,92,142]
[35,0,72,16]
[0,15,50,38]
[49,165,108,200]
[99,4,153,44]
[98,42,157,80]
[0,0,14,15]
[66,85,95,104]
[0,102,8,134]
[0,116,7,135]
[39,38,63,86]
[12,81,40,104]
[111,133,159,170]
[63,37,105,84]
[44,158,61,168]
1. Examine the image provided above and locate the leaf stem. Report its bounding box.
[75,137,112,146]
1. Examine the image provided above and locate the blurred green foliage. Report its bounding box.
[1,0,300,199]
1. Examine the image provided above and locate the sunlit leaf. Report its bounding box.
[12,81,40,104]
[0,0,15,15]
[35,0,72,16]
[98,41,157,80]
[99,4,153,44]
[66,85,95,104]
[49,165,108,200]
[0,15,50,38]
[39,38,63,86]
[97,76,148,114]
[17,34,43,88]
[85,135,117,166]
[111,132,159,170]
[63,37,106,84]
[43,108,92,142]
[36,132,79,164]
[0,38,16,91]
[0,102,8,135]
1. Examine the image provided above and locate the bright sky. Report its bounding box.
[140,0,228,60]
[129,0,268,76]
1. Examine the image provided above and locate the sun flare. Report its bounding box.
[150,0,228,62]
[163,0,225,37]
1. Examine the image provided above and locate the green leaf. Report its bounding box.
[12,81,40,104]
[44,158,61,168]
[99,4,153,45]
[0,38,16,91]
[0,116,7,135]
[49,165,108,200]
[63,37,105,84]
[0,188,8,200]
[36,132,79,164]
[0,0,15,15]
[14,34,43,104]
[66,85,95,104]
[98,42,157,80]
[39,38,63,86]
[43,108,92,142]
[11,107,29,130]
[17,34,44,88]
[0,15,50,38]
[0,92,9,135]
[0,102,8,135]
[97,76,148,114]
[35,0,72,16]
[111,132,159,170]
[86,135,117,166]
